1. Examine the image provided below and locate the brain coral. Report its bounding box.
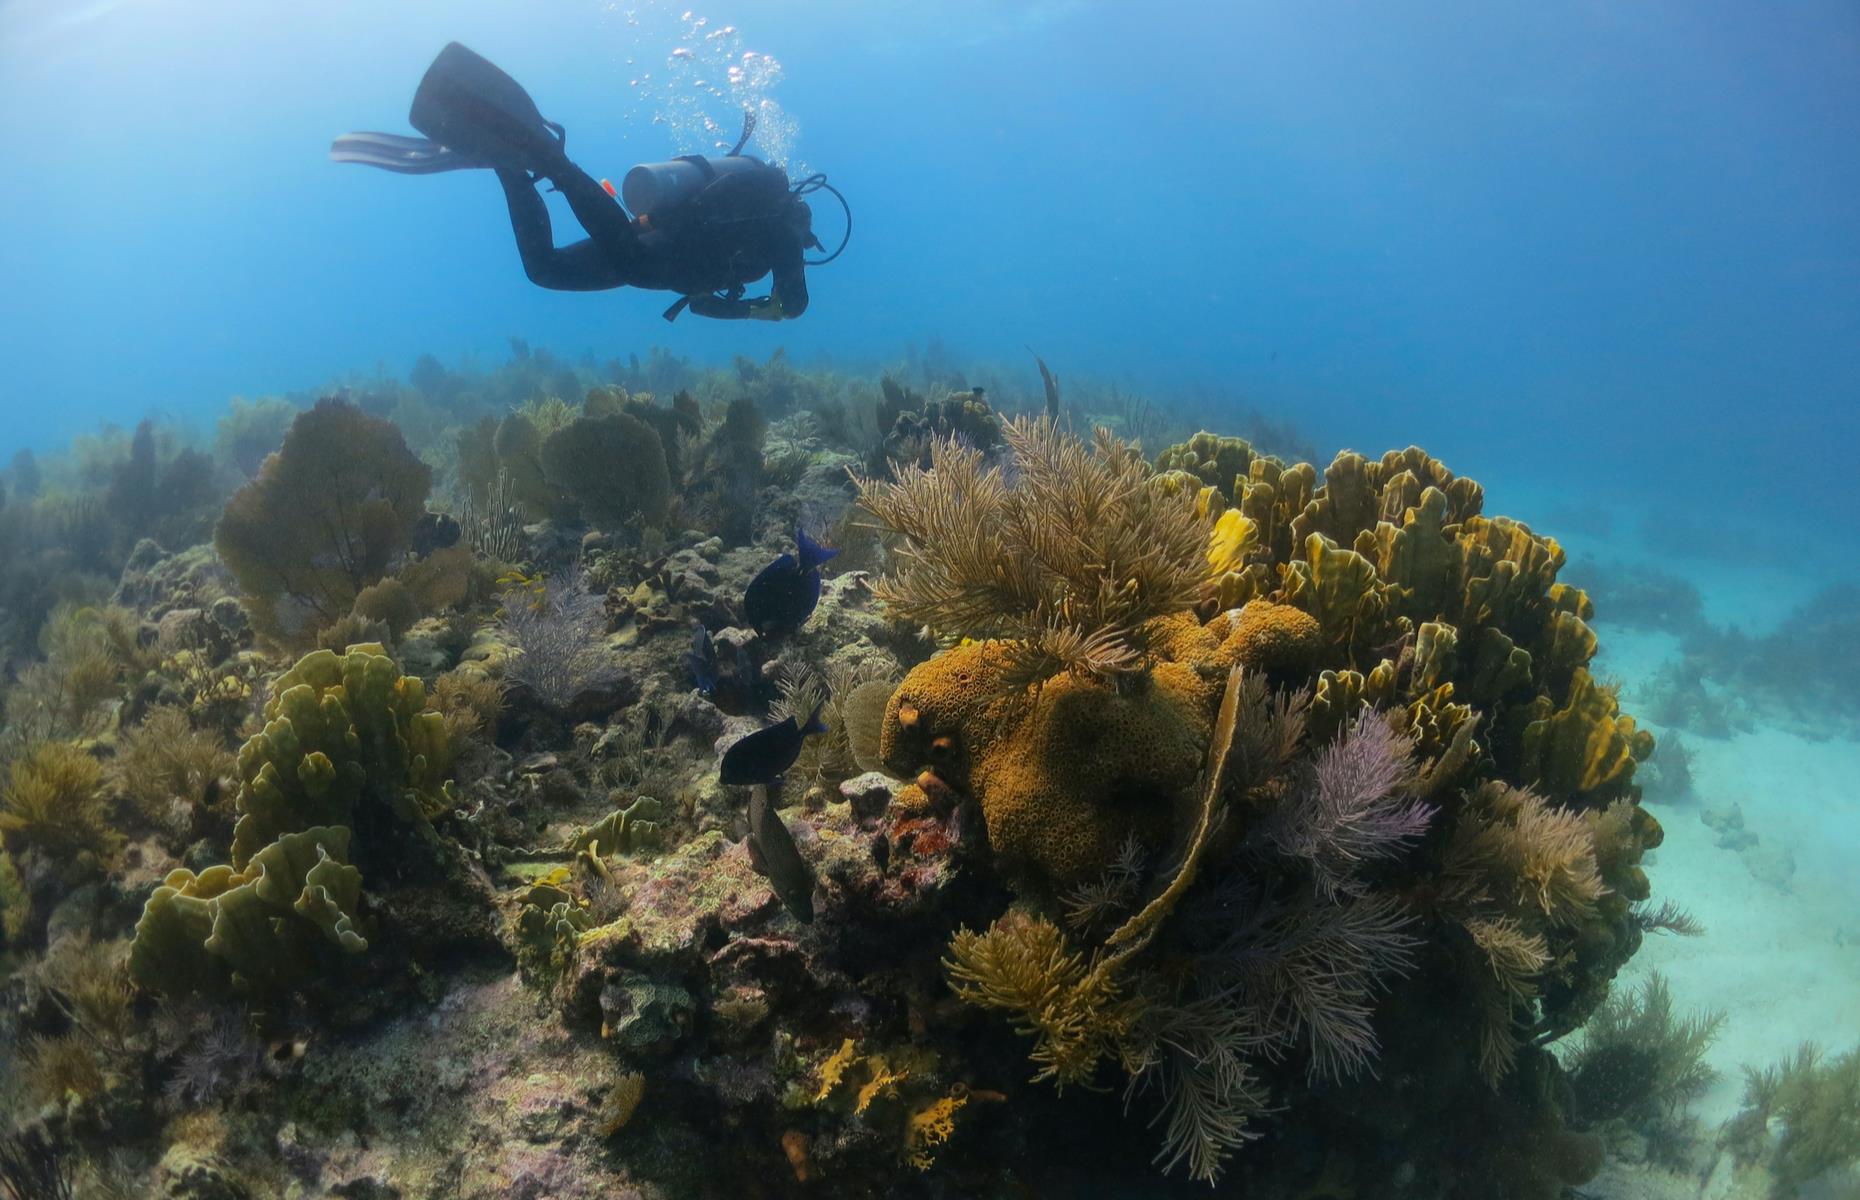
[881,607,1309,890]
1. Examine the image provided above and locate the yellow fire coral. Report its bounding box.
[904,1092,969,1170]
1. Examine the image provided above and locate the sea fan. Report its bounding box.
[497,562,617,711]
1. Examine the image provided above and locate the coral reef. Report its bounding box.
[864,420,1663,1186]
[0,352,1745,1200]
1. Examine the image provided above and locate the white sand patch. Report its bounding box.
[1587,627,1860,1128]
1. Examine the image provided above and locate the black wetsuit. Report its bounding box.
[496,156,810,320]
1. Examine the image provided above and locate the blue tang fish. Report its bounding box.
[742,527,839,636]
[720,704,827,786]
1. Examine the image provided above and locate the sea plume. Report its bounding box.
[943,909,1144,1089]
[1256,709,1432,898]
[853,415,1209,685]
[1464,915,1553,1082]
[1447,781,1607,927]
[1200,885,1420,1083]
[1125,991,1272,1184]
[1436,780,1611,1082]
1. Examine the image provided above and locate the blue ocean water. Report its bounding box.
[2,0,1856,550]
[2,5,1859,1193]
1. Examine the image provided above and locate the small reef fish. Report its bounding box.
[742,527,839,636]
[685,623,718,695]
[746,785,816,923]
[719,704,826,785]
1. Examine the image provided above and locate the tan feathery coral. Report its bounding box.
[855,415,1208,684]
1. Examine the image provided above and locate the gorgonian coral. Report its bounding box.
[874,423,1658,1188]
[214,398,432,642]
[1253,708,1433,899]
[855,415,1209,686]
[497,563,618,712]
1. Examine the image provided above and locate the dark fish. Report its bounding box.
[871,833,890,874]
[719,704,827,786]
[410,511,462,557]
[747,785,816,923]
[742,527,839,636]
[685,623,718,695]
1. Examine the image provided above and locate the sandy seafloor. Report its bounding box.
[1495,479,1860,1199]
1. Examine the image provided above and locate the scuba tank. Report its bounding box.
[622,154,767,218]
[639,109,853,322]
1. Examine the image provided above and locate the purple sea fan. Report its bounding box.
[1259,709,1433,898]
[498,563,618,711]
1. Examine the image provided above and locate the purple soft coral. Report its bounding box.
[1260,710,1434,898]
[162,1007,266,1106]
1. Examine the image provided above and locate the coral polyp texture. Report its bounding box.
[0,355,1727,1200]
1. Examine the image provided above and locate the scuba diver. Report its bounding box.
[331,42,847,322]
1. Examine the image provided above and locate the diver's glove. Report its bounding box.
[674,292,786,322]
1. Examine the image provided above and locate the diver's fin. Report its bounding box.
[408,42,566,176]
[329,131,489,174]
